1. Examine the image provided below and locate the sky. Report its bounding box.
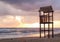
[0,0,60,28]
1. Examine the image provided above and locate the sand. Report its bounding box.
[0,34,60,42]
[0,37,60,42]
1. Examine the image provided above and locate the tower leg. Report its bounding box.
[44,23,45,38]
[40,24,41,38]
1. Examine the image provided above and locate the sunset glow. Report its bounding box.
[15,16,22,22]
[0,15,60,28]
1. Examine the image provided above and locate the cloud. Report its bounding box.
[0,0,56,16]
[0,15,20,27]
[0,0,60,21]
[0,0,60,28]
[54,10,60,20]
[0,0,52,11]
[0,0,46,4]
[1,0,60,11]
[22,16,39,24]
[0,1,60,20]
[0,1,39,16]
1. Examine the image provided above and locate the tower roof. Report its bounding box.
[39,6,54,13]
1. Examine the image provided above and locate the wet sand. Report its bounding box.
[0,37,60,42]
[0,34,60,42]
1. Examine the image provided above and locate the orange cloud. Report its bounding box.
[0,16,21,28]
[22,16,39,24]
[0,21,19,28]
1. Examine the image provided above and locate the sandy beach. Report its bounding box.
[0,37,60,42]
[0,34,60,42]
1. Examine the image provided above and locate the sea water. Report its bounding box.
[0,28,60,39]
[0,28,39,39]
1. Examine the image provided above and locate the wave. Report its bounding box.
[0,28,60,39]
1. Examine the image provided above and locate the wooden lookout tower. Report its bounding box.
[39,6,54,38]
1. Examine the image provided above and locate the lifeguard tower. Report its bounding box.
[39,6,54,38]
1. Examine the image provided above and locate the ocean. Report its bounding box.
[0,28,60,39]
